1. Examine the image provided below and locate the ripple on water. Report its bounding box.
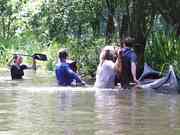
[0,71,180,135]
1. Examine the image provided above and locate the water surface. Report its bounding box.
[0,70,180,135]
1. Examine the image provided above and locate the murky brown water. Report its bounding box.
[0,70,180,135]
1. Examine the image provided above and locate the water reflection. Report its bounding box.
[95,88,180,135]
[0,71,180,135]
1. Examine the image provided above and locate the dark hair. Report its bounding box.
[58,49,68,61]
[13,55,22,63]
[13,54,18,60]
[122,37,134,47]
[104,50,114,61]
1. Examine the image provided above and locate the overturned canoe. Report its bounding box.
[139,64,180,94]
[139,63,162,84]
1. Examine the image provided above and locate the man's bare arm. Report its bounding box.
[131,62,140,84]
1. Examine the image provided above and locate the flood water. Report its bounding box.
[0,70,180,135]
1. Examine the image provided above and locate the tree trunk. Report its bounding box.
[105,0,115,44]
[150,0,180,37]
[106,14,115,44]
[91,18,100,37]
[2,17,6,38]
[134,37,146,77]
[7,16,12,39]
[77,24,82,39]
[176,24,180,36]
[126,0,154,76]
[120,15,128,39]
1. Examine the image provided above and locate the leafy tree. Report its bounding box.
[150,0,180,36]
[30,0,103,42]
[127,0,155,74]
[0,0,27,39]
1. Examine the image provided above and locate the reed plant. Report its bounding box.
[145,32,180,74]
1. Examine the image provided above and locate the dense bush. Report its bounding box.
[0,32,45,66]
[46,37,105,77]
[0,32,106,78]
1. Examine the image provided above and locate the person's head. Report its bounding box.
[104,49,114,61]
[58,48,68,62]
[100,47,115,64]
[14,55,23,65]
[121,37,134,48]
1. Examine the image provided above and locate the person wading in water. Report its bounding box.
[55,48,85,86]
[94,46,123,89]
[8,55,36,80]
[116,37,140,88]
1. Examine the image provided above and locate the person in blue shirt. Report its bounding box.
[116,37,140,88]
[55,49,85,86]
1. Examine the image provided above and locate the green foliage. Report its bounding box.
[0,31,44,66]
[29,0,103,42]
[1,0,180,79]
[145,32,180,74]
[0,0,28,39]
[66,37,105,76]
[0,30,105,77]
[150,0,180,35]
[45,37,105,76]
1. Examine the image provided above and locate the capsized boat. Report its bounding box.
[139,64,180,94]
[139,63,162,84]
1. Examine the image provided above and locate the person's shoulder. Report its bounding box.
[122,47,132,54]
[21,64,28,70]
[55,63,61,69]
[55,62,60,67]
[122,48,126,52]
[129,50,137,62]
[103,60,115,68]
[130,49,137,56]
[105,60,114,65]
[10,64,16,69]
[56,62,69,69]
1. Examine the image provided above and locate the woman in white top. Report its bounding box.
[94,46,122,88]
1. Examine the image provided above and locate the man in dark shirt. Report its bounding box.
[8,55,36,80]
